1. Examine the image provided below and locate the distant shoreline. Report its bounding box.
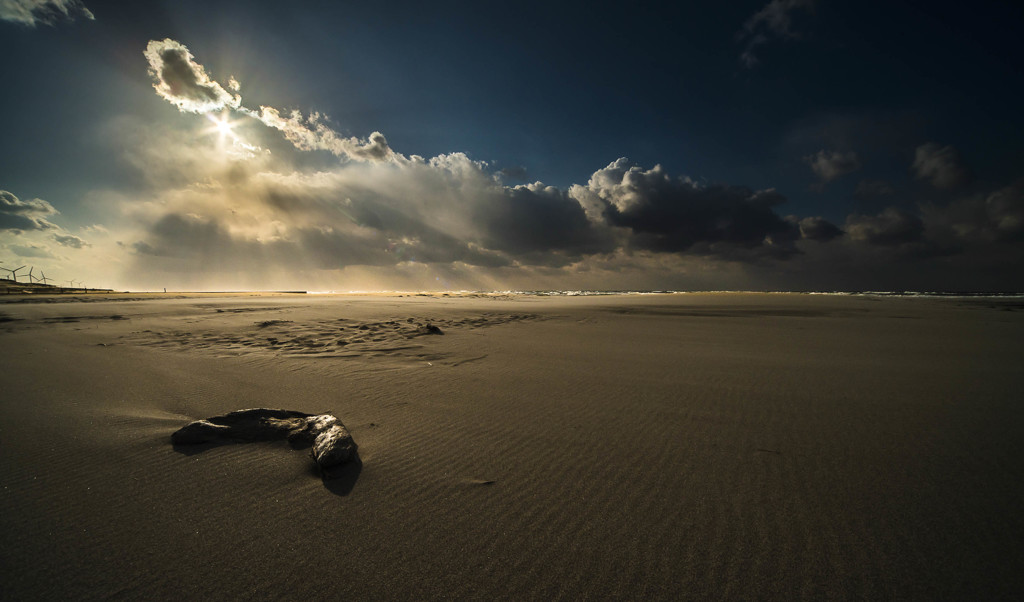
[2,282,1022,301]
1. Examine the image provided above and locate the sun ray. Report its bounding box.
[205,110,237,142]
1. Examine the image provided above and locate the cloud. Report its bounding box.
[7,242,57,258]
[854,179,894,198]
[144,39,241,114]
[845,207,924,246]
[737,0,815,68]
[822,182,1024,274]
[145,39,394,163]
[477,182,614,265]
[110,123,1024,290]
[496,166,528,182]
[805,150,861,184]
[125,39,1022,292]
[121,115,837,289]
[131,240,158,256]
[569,159,801,259]
[52,233,89,248]
[912,142,971,190]
[797,216,843,242]
[0,0,93,26]
[920,181,1024,245]
[249,107,394,162]
[0,190,60,232]
[122,148,610,274]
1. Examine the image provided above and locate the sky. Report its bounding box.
[1,0,1022,292]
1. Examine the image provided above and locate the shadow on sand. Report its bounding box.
[313,452,362,496]
[172,439,361,496]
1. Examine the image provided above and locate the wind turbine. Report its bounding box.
[1,265,26,282]
[26,267,37,283]
[39,271,52,286]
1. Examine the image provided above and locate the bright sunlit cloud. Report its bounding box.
[145,38,393,164]
[144,39,240,114]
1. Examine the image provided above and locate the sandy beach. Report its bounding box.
[1,292,1022,600]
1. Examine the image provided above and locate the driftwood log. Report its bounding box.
[171,408,356,468]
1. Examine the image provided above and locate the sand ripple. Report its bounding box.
[126,312,539,363]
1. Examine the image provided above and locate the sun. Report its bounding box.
[201,110,261,158]
[205,110,237,141]
[213,116,233,136]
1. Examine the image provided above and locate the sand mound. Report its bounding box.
[171,408,356,468]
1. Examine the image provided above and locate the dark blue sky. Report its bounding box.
[1,0,1022,290]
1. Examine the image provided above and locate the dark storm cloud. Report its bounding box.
[0,190,59,231]
[805,150,861,183]
[845,207,924,246]
[737,0,815,68]
[912,143,971,190]
[144,39,241,114]
[797,216,843,242]
[571,159,801,259]
[771,185,1024,291]
[477,183,613,265]
[921,181,1024,245]
[0,0,93,26]
[823,182,1024,272]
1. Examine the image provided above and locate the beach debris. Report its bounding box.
[256,319,291,328]
[171,408,356,468]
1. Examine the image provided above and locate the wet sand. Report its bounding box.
[1,292,1022,599]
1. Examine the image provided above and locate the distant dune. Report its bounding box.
[0,280,114,294]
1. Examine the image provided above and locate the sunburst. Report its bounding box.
[205,110,238,142]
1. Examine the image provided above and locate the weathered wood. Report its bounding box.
[171,408,357,468]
